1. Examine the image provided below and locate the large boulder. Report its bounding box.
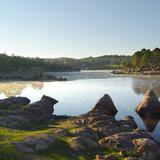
[78,94,137,138]
[94,116,137,137]
[0,96,30,108]
[99,129,153,152]
[91,94,118,116]
[133,138,160,160]
[135,90,160,117]
[20,95,58,122]
[78,94,118,130]
[0,95,58,129]
[95,129,160,160]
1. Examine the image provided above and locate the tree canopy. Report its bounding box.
[130,48,160,70]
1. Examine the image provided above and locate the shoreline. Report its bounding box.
[111,70,160,75]
[0,94,160,160]
[0,70,160,83]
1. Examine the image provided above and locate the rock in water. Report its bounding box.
[91,94,118,116]
[135,90,160,117]
[137,116,160,132]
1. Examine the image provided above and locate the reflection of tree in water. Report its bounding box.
[0,82,27,97]
[0,82,44,97]
[31,82,44,90]
[132,76,160,97]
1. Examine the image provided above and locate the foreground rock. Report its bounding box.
[133,138,160,160]
[67,94,138,153]
[99,129,153,151]
[0,95,58,128]
[135,90,160,117]
[16,134,55,153]
[70,136,100,151]
[0,93,160,160]
[98,129,160,160]
[71,127,99,140]
[72,94,160,159]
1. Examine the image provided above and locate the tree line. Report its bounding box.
[0,48,159,75]
[125,48,160,72]
[0,54,79,73]
[0,54,130,73]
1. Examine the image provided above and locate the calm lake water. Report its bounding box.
[0,70,160,140]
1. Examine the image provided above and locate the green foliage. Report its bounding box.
[0,54,130,76]
[0,118,140,160]
[131,48,160,70]
[79,55,130,70]
[0,48,159,77]
[0,54,80,74]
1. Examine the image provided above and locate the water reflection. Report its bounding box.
[31,82,44,90]
[0,82,44,97]
[136,113,160,132]
[132,76,160,96]
[0,73,160,140]
[133,77,160,133]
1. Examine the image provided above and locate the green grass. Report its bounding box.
[0,119,139,160]
[0,126,53,160]
[38,137,108,160]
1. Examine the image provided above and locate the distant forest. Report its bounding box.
[0,54,130,73]
[0,48,160,75]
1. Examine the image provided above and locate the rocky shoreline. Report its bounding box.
[0,92,160,160]
[111,70,160,75]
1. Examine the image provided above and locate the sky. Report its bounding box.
[0,0,160,58]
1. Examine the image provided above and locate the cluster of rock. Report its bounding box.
[0,91,160,159]
[0,95,58,129]
[69,93,160,160]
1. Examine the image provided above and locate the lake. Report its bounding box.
[0,70,160,140]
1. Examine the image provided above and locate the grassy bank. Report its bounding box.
[0,118,130,160]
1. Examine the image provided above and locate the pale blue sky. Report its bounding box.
[0,0,160,58]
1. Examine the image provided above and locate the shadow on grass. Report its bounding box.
[38,138,107,160]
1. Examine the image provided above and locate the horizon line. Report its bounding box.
[0,47,158,59]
